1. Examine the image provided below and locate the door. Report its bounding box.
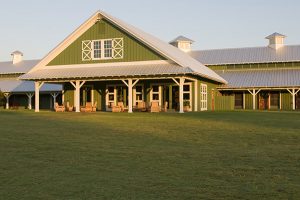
[270,92,279,110]
[296,93,300,110]
[80,86,92,106]
[200,84,207,111]
[172,86,179,110]
[234,93,243,109]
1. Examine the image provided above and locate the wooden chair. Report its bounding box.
[136,101,147,112]
[162,101,168,112]
[150,102,161,113]
[92,101,97,112]
[117,102,125,112]
[81,102,92,112]
[55,102,65,112]
[112,102,121,112]
[66,102,74,112]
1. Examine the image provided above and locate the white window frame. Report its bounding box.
[82,38,124,61]
[106,85,117,111]
[183,82,192,111]
[201,84,208,111]
[92,39,113,60]
[150,84,162,106]
[133,84,144,105]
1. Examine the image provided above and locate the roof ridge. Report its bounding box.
[191,44,300,52]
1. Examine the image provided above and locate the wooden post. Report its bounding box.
[287,88,300,111]
[70,81,85,113]
[243,91,245,110]
[3,93,11,110]
[50,92,59,109]
[194,80,198,112]
[35,81,44,112]
[179,78,185,113]
[122,79,139,113]
[128,79,133,113]
[252,89,256,110]
[26,93,34,110]
[75,81,80,112]
[279,92,282,110]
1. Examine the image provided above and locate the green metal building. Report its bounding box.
[13,11,300,112]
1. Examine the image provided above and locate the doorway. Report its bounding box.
[80,86,92,106]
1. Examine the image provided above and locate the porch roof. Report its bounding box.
[0,80,62,93]
[217,68,300,89]
[20,63,194,81]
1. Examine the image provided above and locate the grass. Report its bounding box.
[0,110,299,199]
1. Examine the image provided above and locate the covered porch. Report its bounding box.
[221,87,300,111]
[34,76,200,113]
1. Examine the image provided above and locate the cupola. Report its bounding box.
[11,51,23,64]
[169,36,194,52]
[265,32,286,50]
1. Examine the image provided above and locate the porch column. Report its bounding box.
[194,80,198,112]
[122,79,139,113]
[287,88,300,110]
[50,92,60,109]
[243,91,246,110]
[172,77,185,113]
[35,81,44,112]
[248,89,260,110]
[3,93,11,110]
[128,79,133,113]
[26,93,34,110]
[179,78,185,113]
[70,81,86,112]
[279,92,282,110]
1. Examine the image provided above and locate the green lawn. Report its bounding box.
[0,110,299,199]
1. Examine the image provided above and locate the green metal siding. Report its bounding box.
[244,92,253,110]
[281,92,292,110]
[214,92,234,111]
[47,19,166,66]
[64,83,74,106]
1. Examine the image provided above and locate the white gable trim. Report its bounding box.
[28,11,102,73]
[27,10,227,84]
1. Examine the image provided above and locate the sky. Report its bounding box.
[0,0,299,61]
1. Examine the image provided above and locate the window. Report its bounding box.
[104,40,112,58]
[201,84,207,111]
[183,84,191,110]
[107,86,115,108]
[82,38,123,61]
[151,85,161,105]
[135,85,144,103]
[93,41,101,59]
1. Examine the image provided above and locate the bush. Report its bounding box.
[0,91,5,107]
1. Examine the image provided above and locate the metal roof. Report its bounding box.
[0,80,62,93]
[0,60,40,74]
[27,11,226,84]
[189,45,300,65]
[20,63,194,80]
[169,36,194,43]
[217,68,300,89]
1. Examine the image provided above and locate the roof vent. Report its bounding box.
[169,36,194,52]
[11,51,23,64]
[266,32,286,50]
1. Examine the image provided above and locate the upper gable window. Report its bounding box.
[82,38,123,61]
